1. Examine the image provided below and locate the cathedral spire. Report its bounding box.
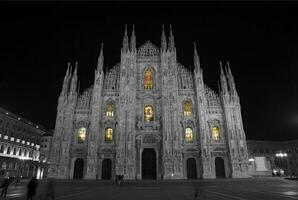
[161,24,167,51]
[219,61,229,96]
[97,43,104,72]
[226,61,238,96]
[194,42,201,73]
[122,24,129,52]
[168,24,175,51]
[61,62,71,96]
[130,24,136,52]
[69,62,78,95]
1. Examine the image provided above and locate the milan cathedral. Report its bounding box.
[48,25,249,180]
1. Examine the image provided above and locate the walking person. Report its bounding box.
[121,175,124,185]
[115,175,118,185]
[26,177,38,200]
[0,177,11,198]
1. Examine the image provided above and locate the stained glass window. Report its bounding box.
[106,102,114,117]
[105,128,113,142]
[183,101,192,116]
[77,127,86,144]
[144,105,154,121]
[185,127,193,143]
[144,67,154,89]
[211,126,220,141]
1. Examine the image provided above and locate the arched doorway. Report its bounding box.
[215,157,225,178]
[102,159,112,180]
[142,148,156,179]
[186,158,197,179]
[73,158,84,179]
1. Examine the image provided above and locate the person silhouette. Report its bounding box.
[26,177,38,200]
[1,177,11,198]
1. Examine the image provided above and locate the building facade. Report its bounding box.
[0,107,46,179]
[247,140,298,177]
[39,130,54,178]
[48,25,250,180]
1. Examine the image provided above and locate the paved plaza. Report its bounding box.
[3,178,298,200]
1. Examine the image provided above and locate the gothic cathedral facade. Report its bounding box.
[48,25,249,180]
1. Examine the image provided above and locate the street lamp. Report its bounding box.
[275,152,288,176]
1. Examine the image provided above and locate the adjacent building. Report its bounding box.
[247,140,298,177]
[0,107,47,179]
[48,25,250,180]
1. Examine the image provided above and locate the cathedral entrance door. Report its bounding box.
[101,159,112,180]
[142,148,157,179]
[215,157,225,178]
[73,158,84,179]
[186,158,197,179]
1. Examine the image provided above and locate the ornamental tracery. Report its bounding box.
[137,41,159,57]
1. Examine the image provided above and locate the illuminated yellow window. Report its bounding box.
[185,127,193,143]
[183,101,192,116]
[144,105,154,121]
[144,67,154,89]
[106,102,114,117]
[105,128,113,142]
[77,127,86,144]
[211,126,220,141]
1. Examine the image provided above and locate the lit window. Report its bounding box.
[4,135,8,140]
[211,126,220,141]
[183,101,192,116]
[106,102,115,117]
[144,67,154,89]
[185,128,193,143]
[105,128,113,142]
[144,105,154,122]
[77,127,86,144]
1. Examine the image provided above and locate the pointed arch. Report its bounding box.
[77,127,86,144]
[211,126,220,141]
[144,67,154,90]
[183,100,192,116]
[144,105,154,122]
[106,101,115,117]
[185,127,193,143]
[105,128,113,142]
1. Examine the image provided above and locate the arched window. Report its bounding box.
[6,147,11,154]
[211,126,220,141]
[77,127,86,144]
[144,67,154,89]
[105,128,113,142]
[144,105,154,122]
[106,102,115,117]
[183,100,192,116]
[185,127,193,143]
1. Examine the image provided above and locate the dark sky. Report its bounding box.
[1,2,298,141]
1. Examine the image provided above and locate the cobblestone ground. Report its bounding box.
[2,177,298,200]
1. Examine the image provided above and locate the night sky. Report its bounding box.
[1,2,298,141]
